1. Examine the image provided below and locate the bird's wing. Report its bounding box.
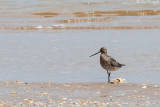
[108,56,122,67]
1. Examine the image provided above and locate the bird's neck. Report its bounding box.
[101,52,107,55]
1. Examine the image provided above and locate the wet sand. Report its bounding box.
[0,81,160,107]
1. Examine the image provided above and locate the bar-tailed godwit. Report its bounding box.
[90,47,125,83]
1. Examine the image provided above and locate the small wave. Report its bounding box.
[56,17,113,23]
[73,10,160,17]
[34,26,44,29]
[32,10,160,18]
[1,26,160,30]
[32,12,59,17]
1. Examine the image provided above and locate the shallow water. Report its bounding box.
[0,0,160,84]
[0,30,160,84]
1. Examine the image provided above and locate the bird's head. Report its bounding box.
[100,47,107,54]
[89,47,107,57]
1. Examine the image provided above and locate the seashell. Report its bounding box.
[62,97,67,100]
[142,86,147,88]
[11,92,17,94]
[40,92,48,95]
[113,78,126,83]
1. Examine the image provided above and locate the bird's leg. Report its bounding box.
[108,71,111,83]
[107,70,110,83]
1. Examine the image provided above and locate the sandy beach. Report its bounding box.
[0,81,160,107]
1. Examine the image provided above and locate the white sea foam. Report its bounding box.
[34,26,43,29]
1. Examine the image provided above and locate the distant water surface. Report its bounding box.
[0,0,160,30]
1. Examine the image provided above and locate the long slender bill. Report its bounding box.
[89,51,100,57]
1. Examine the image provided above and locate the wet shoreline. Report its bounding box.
[0,81,160,106]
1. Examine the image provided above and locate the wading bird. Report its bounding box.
[90,47,125,83]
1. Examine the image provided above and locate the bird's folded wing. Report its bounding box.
[109,56,121,67]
